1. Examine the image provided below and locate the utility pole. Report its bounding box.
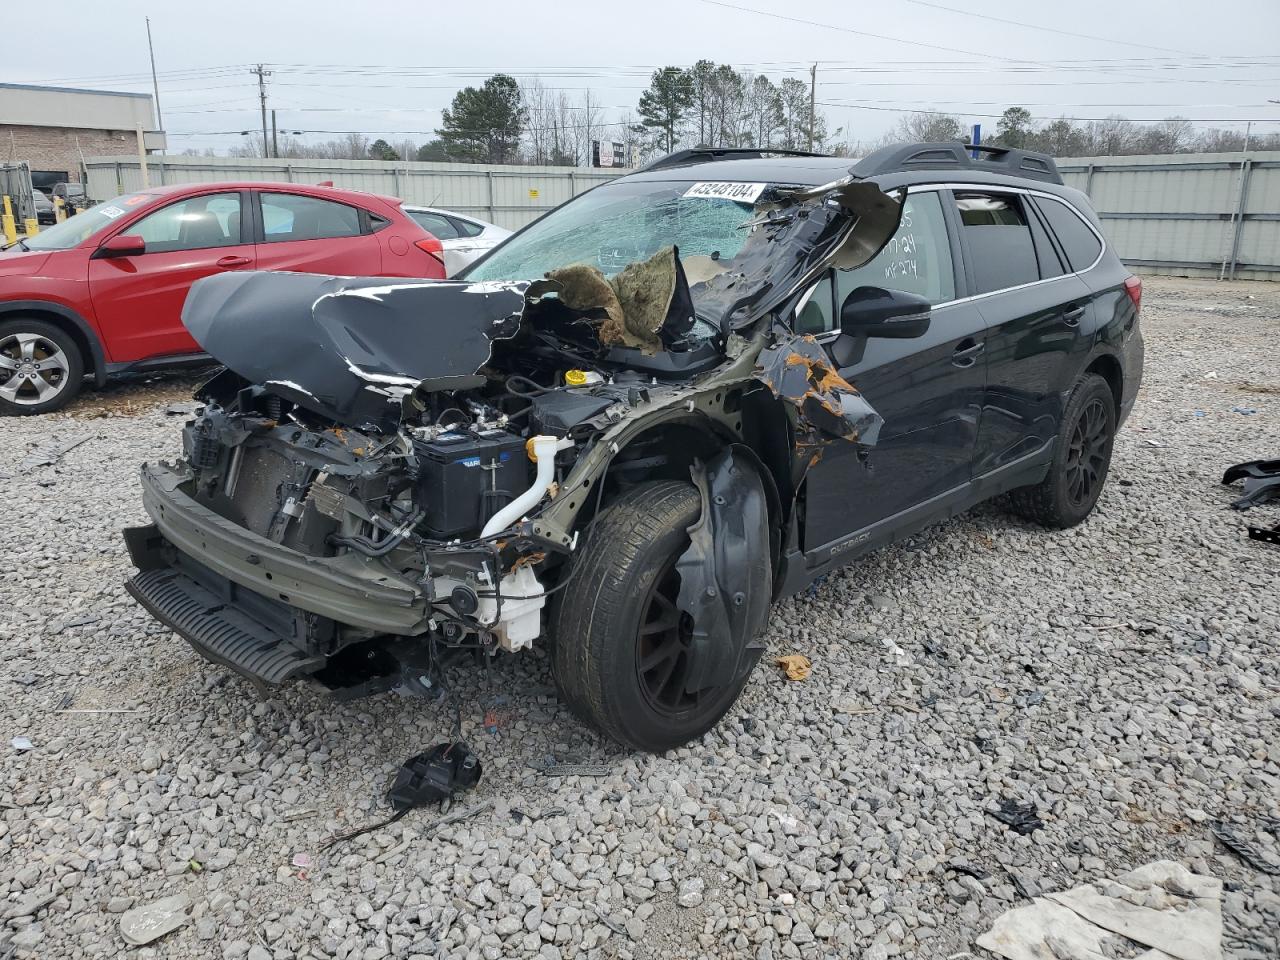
[806,63,818,152]
[252,64,272,158]
[145,18,164,153]
[271,109,279,159]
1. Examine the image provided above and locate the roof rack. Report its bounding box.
[850,141,1063,185]
[633,147,832,174]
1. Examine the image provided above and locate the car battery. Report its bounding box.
[413,428,530,538]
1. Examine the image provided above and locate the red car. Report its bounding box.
[0,181,447,414]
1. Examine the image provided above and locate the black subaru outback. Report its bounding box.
[124,142,1143,752]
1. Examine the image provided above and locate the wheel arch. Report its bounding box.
[1082,351,1123,415]
[601,407,789,576]
[0,300,108,386]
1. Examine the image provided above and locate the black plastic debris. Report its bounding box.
[1222,458,1280,510]
[388,743,482,811]
[988,799,1045,835]
[1247,521,1280,547]
[320,742,482,851]
[1210,820,1280,876]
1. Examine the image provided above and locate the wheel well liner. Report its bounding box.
[0,301,107,386]
[1084,353,1123,413]
[604,418,784,574]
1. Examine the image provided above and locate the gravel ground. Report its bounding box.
[2,275,1279,960]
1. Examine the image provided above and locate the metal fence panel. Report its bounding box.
[84,155,626,231]
[83,150,1280,280]
[1058,151,1280,280]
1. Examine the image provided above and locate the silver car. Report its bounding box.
[402,206,511,276]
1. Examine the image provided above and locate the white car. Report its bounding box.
[402,206,512,276]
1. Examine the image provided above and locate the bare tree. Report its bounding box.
[1137,117,1194,155]
[742,73,782,149]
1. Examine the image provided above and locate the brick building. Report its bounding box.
[1,82,165,191]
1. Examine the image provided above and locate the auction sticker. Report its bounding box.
[98,205,126,219]
[683,181,767,204]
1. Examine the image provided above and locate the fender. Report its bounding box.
[0,299,109,386]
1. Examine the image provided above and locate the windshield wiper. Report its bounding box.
[8,238,30,252]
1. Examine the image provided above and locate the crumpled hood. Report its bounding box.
[182,272,537,430]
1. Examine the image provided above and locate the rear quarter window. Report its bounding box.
[955,193,1041,294]
[1034,197,1104,272]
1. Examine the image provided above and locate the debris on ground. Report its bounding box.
[321,743,483,851]
[164,401,202,416]
[528,757,613,777]
[880,637,915,667]
[774,654,812,681]
[987,799,1044,835]
[118,893,193,946]
[17,435,89,470]
[1210,820,1280,876]
[11,736,33,752]
[977,860,1222,960]
[1223,458,1280,510]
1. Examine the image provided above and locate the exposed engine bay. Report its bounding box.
[125,173,903,700]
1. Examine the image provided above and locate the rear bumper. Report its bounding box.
[131,461,431,635]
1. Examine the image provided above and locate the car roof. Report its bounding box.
[622,155,853,188]
[615,147,1089,206]
[129,181,401,206]
[402,205,497,226]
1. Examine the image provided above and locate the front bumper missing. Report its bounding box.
[133,462,432,636]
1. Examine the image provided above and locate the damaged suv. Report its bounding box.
[124,143,1143,752]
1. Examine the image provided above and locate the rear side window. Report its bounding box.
[1034,197,1103,272]
[954,193,1041,294]
[451,216,486,238]
[406,210,461,240]
[835,191,956,307]
[260,193,363,243]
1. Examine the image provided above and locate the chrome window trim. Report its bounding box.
[803,181,1108,344]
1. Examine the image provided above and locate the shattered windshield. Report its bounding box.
[466,175,904,335]
[465,180,774,332]
[466,180,760,282]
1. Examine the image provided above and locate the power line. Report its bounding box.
[815,100,1280,123]
[899,0,1198,55]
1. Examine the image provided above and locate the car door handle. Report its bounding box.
[952,339,984,368]
[1063,305,1086,326]
[216,255,252,268]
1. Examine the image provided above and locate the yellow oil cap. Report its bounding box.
[526,437,539,461]
[564,368,589,386]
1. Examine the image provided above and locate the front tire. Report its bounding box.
[550,481,759,753]
[1008,373,1116,528]
[0,318,84,415]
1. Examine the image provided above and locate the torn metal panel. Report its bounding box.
[181,271,541,431]
[754,329,883,445]
[695,178,904,332]
[675,447,772,698]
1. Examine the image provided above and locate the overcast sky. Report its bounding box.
[9,0,1280,155]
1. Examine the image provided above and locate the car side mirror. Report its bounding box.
[839,285,931,339]
[97,234,146,258]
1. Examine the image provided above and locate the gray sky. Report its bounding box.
[9,0,1280,154]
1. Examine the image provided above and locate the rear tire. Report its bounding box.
[1008,373,1115,528]
[550,481,759,753]
[0,318,84,415]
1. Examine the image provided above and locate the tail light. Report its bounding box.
[1123,275,1142,311]
[414,235,445,267]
